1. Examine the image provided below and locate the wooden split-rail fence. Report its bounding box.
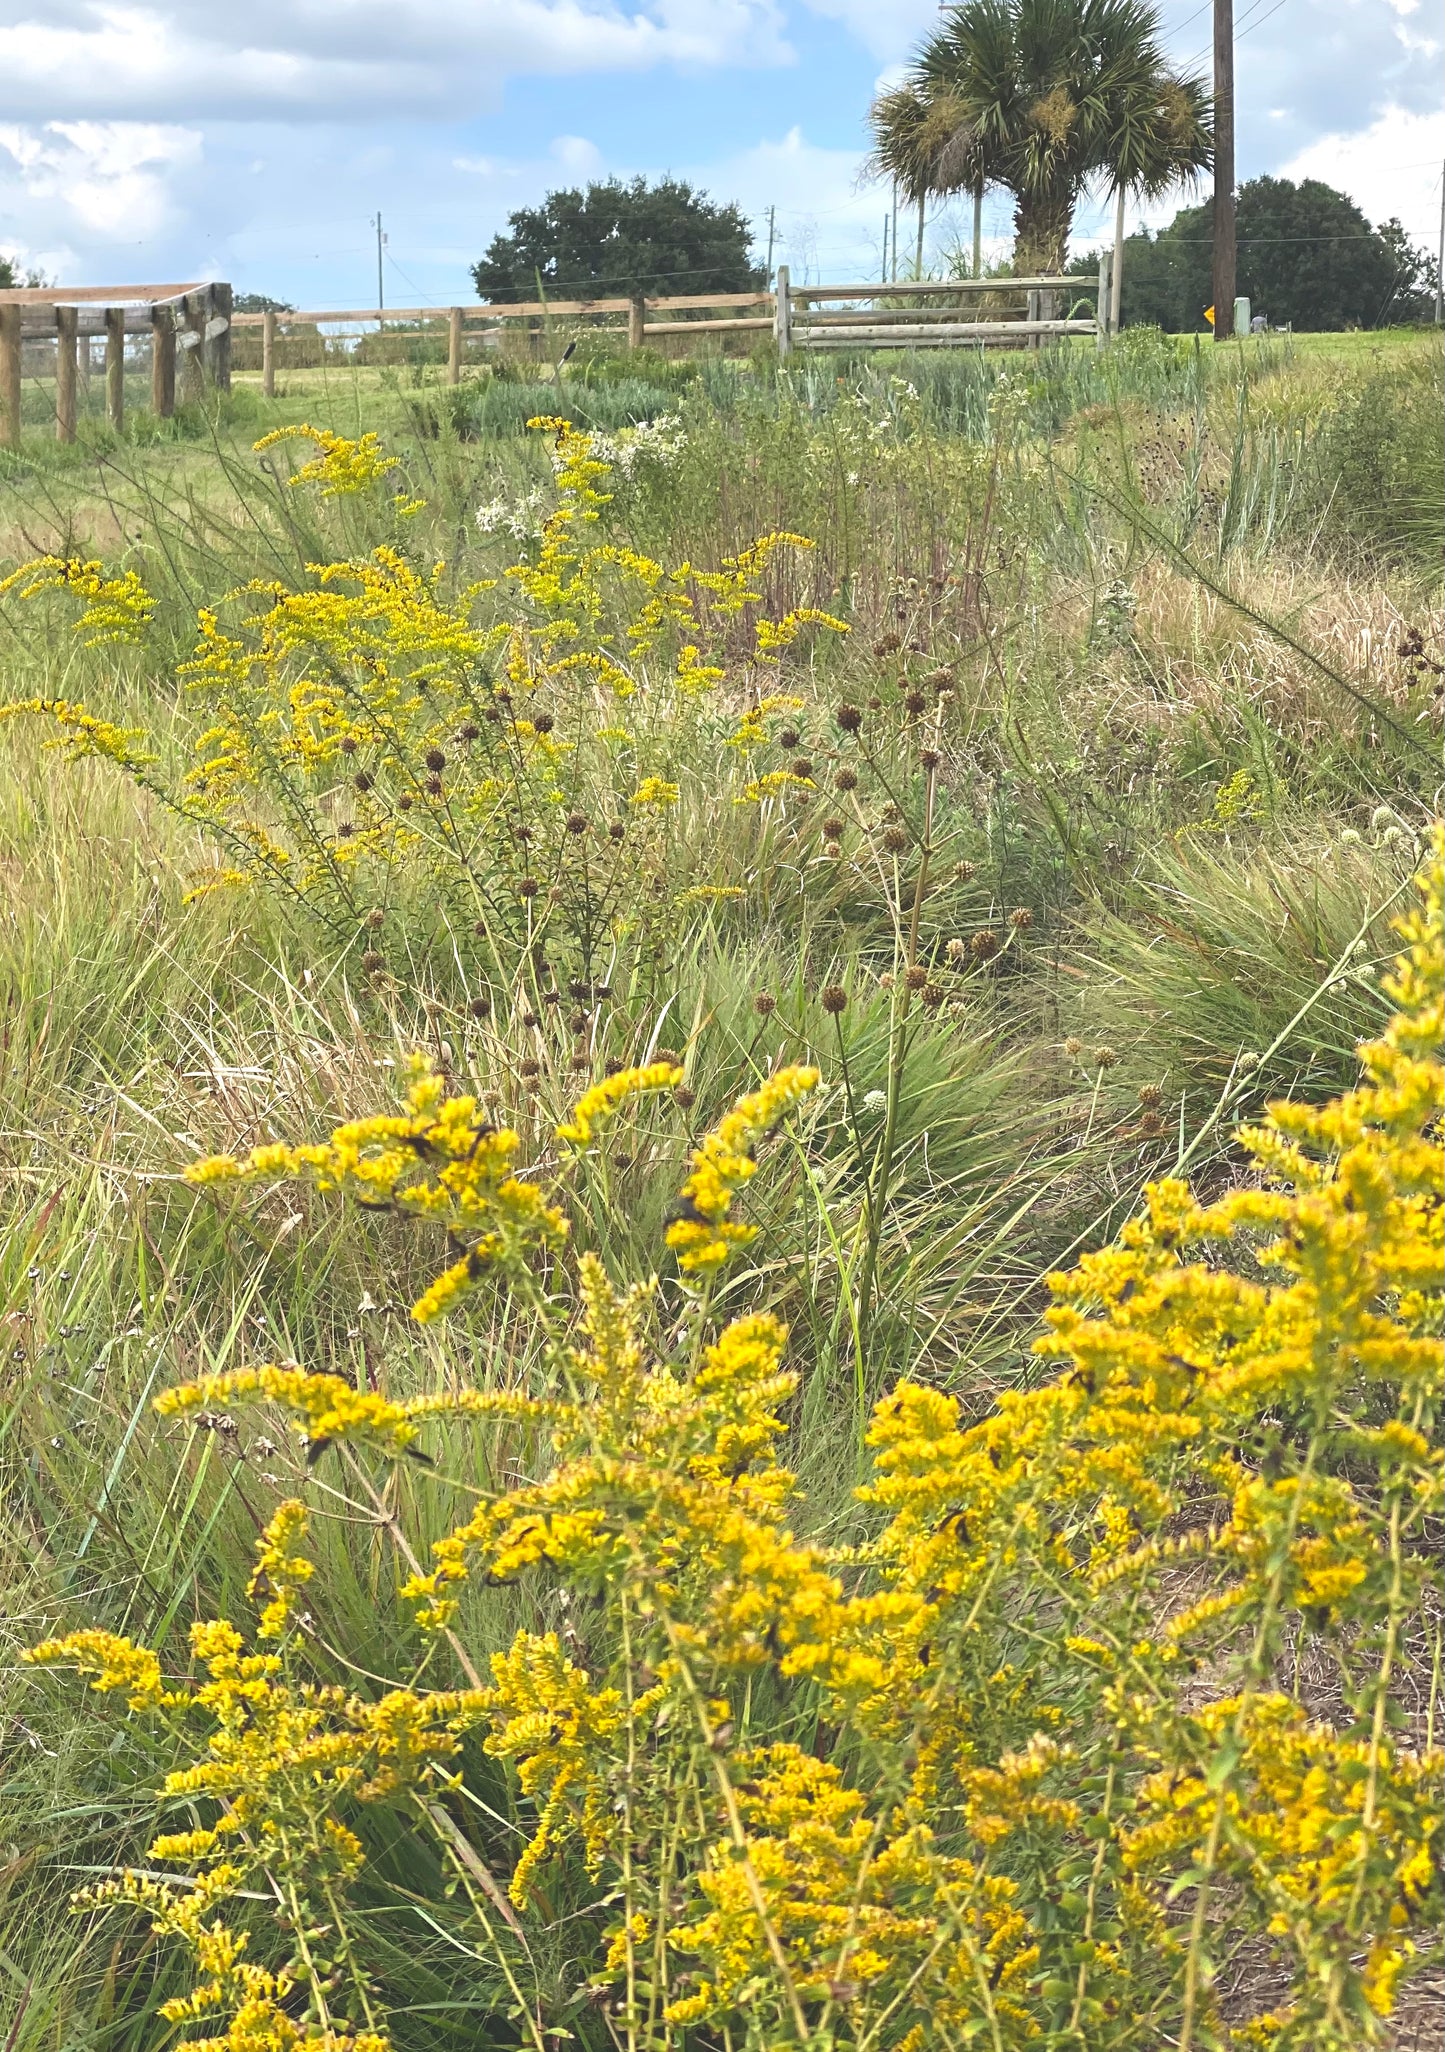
[0,282,231,445]
[0,259,1116,442]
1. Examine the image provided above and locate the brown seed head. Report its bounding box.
[458,722,480,742]
[423,997,444,1019]
[821,985,848,1014]
[656,1047,682,1066]
[872,632,901,657]
[882,825,909,853]
[425,747,446,773]
[878,972,895,990]
[834,767,859,792]
[835,703,863,732]
[568,1009,589,1033]
[361,950,384,974]
[531,712,555,735]
[608,820,626,841]
[571,1052,591,1071]
[568,979,592,1002]
[469,996,491,1019]
[339,735,358,756]
[904,690,927,716]
[565,811,590,835]
[518,877,540,898]
[824,840,843,859]
[821,816,845,839]
[473,919,487,937]
[1009,907,1034,931]
[336,821,356,839]
[904,965,928,991]
[397,793,414,810]
[366,908,385,929]
[1138,1083,1163,1107]
[971,929,1000,961]
[522,1010,541,1029]
[925,666,954,689]
[753,992,777,1015]
[920,748,941,771]
[605,1058,626,1077]
[673,1084,697,1109]
[1063,1036,1083,1057]
[778,727,800,750]
[945,937,966,961]
[867,695,883,711]
[1094,1045,1119,1070]
[953,859,977,881]
[353,771,373,793]
[519,1057,541,1078]
[424,775,443,797]
[790,758,814,780]
[921,983,947,1010]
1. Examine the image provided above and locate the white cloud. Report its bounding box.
[0,117,199,266]
[1282,104,1445,243]
[0,0,793,123]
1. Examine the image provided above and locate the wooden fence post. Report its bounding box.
[181,292,206,401]
[627,296,646,350]
[206,282,232,392]
[262,309,277,398]
[56,306,79,442]
[105,306,125,433]
[152,304,176,417]
[773,266,792,359]
[1026,287,1040,350]
[447,307,462,385]
[0,303,19,446]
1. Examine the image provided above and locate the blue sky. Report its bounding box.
[0,0,1440,305]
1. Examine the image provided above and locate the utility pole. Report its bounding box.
[973,184,983,278]
[765,204,776,286]
[1111,183,1126,334]
[891,180,899,283]
[373,212,385,314]
[1212,0,1234,343]
[1435,161,1444,324]
[882,213,890,285]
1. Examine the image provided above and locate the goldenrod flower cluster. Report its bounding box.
[185,1054,565,1321]
[0,553,155,642]
[665,1064,820,1272]
[254,423,402,498]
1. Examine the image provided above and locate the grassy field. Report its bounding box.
[0,332,1441,2052]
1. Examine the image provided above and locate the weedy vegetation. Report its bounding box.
[0,330,1441,2052]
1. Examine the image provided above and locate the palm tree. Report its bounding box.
[872,0,1211,281]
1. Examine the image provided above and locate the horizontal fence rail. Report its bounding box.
[0,264,1120,440]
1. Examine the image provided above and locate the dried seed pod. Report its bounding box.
[882,825,909,853]
[425,747,446,773]
[339,735,358,756]
[790,758,814,780]
[1009,907,1034,931]
[834,767,859,792]
[821,985,848,1014]
[353,771,373,793]
[778,727,801,749]
[366,908,385,929]
[753,992,777,1015]
[904,965,928,991]
[945,938,966,962]
[904,691,927,716]
[835,704,863,732]
[971,929,1000,961]
[361,950,384,973]
[1137,1083,1163,1107]
[531,712,555,735]
[673,1084,697,1108]
[1094,1045,1119,1070]
[424,775,443,797]
[565,812,590,835]
[518,877,540,898]
[469,997,491,1019]
[921,983,947,1010]
[920,748,941,771]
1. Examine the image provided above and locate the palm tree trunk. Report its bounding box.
[1012,189,1073,277]
[1013,188,1073,329]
